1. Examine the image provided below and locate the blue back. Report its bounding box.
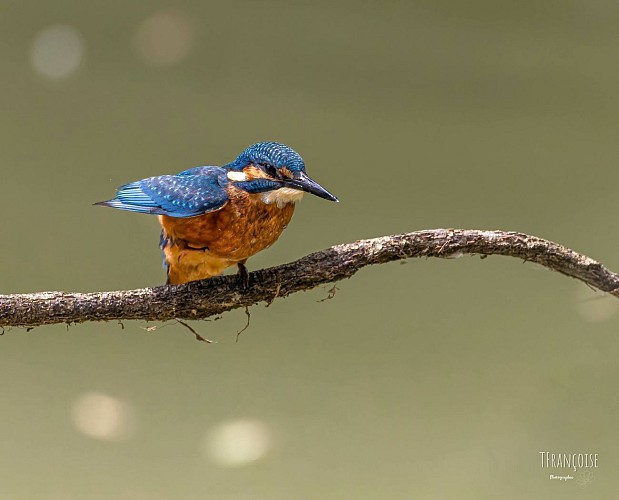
[97,167,229,217]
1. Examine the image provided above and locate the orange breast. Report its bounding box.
[159,191,296,284]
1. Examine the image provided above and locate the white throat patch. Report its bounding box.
[260,188,304,207]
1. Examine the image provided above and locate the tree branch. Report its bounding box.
[2,229,618,328]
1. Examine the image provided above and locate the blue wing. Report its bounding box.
[96,166,230,218]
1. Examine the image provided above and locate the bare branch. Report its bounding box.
[1,229,618,328]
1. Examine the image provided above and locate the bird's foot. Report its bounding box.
[237,262,250,290]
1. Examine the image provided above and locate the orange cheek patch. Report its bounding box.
[279,167,294,179]
[243,165,270,180]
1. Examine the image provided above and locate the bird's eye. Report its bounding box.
[263,163,279,179]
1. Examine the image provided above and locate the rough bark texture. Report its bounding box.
[1,229,618,328]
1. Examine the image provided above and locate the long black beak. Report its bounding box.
[286,172,339,202]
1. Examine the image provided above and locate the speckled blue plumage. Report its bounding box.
[100,168,229,217]
[96,142,306,218]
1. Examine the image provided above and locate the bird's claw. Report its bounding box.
[237,262,250,290]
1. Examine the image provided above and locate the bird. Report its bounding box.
[95,142,338,285]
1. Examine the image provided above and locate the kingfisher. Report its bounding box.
[96,142,338,285]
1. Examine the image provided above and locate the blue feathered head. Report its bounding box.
[226,142,306,172]
[225,141,337,202]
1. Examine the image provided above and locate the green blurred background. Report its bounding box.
[1,1,617,498]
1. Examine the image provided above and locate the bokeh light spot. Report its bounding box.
[30,25,85,80]
[133,10,195,66]
[71,391,135,442]
[203,418,272,467]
